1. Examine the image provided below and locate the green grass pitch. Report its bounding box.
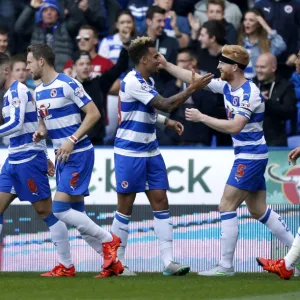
[0,273,300,300]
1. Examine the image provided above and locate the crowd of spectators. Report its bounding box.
[0,0,299,147]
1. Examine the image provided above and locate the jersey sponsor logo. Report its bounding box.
[38,103,52,120]
[240,100,250,109]
[263,7,271,13]
[27,179,38,196]
[11,98,21,108]
[284,5,293,13]
[74,86,85,98]
[121,181,128,189]
[50,89,57,98]
[70,172,80,190]
[267,164,300,205]
[141,83,152,92]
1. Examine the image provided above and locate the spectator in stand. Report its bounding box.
[188,19,232,146]
[64,25,113,78]
[194,0,242,30]
[0,28,10,56]
[127,0,153,33]
[11,54,28,84]
[238,8,286,79]
[72,44,129,145]
[14,0,79,72]
[193,0,237,45]
[255,0,300,79]
[253,52,297,146]
[142,6,179,94]
[98,10,136,63]
[164,48,213,145]
[291,50,300,103]
[154,0,191,48]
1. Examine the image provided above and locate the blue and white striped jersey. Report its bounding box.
[34,74,93,153]
[1,80,45,163]
[98,33,122,64]
[114,69,160,157]
[208,79,268,160]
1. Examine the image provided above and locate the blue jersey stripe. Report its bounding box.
[234,143,268,155]
[232,131,264,141]
[24,111,38,123]
[115,137,158,151]
[119,120,155,134]
[121,101,154,113]
[48,124,80,140]
[248,112,264,123]
[121,81,126,92]
[46,103,81,120]
[0,107,20,134]
[36,87,64,100]
[10,132,34,148]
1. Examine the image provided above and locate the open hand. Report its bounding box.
[187,69,214,93]
[188,13,201,32]
[56,139,74,163]
[30,0,43,9]
[165,118,184,136]
[288,147,300,166]
[185,108,203,122]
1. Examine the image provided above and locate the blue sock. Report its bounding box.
[43,213,59,227]
[71,201,85,213]
[52,201,72,213]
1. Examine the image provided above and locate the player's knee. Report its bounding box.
[249,209,264,220]
[36,208,52,219]
[219,197,235,212]
[151,196,168,211]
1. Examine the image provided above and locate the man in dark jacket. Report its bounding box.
[72,46,129,145]
[254,52,297,146]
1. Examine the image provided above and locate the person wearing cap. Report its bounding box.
[158,44,294,276]
[14,0,77,72]
[72,45,129,145]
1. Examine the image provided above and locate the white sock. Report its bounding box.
[111,211,131,265]
[219,211,238,269]
[153,210,173,268]
[0,224,2,235]
[285,227,300,270]
[53,208,112,243]
[43,213,72,268]
[259,208,294,248]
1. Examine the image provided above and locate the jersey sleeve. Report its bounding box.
[0,85,28,137]
[63,78,92,108]
[207,78,227,94]
[124,77,158,106]
[237,89,262,119]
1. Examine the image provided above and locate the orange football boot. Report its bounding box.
[256,257,294,280]
[40,263,76,277]
[94,260,124,278]
[102,234,121,269]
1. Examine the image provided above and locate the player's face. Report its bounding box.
[74,57,92,80]
[177,52,192,70]
[144,47,160,73]
[77,29,96,52]
[147,13,165,37]
[243,12,259,35]
[295,51,300,74]
[199,28,213,49]
[117,14,134,33]
[207,4,224,21]
[42,7,59,26]
[155,0,173,11]
[217,61,234,81]
[0,34,8,53]
[12,62,28,84]
[255,57,275,81]
[26,52,42,80]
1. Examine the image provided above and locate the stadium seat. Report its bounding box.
[288,135,300,148]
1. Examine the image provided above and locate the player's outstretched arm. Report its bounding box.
[158,54,202,84]
[185,108,248,135]
[150,70,213,113]
[289,147,300,166]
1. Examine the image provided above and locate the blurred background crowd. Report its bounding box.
[0,0,299,148]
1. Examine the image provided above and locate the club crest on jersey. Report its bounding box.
[28,179,38,196]
[74,87,85,98]
[141,83,151,92]
[50,89,57,98]
[121,181,129,189]
[11,98,21,108]
[38,103,52,120]
[232,96,239,106]
[240,100,250,109]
